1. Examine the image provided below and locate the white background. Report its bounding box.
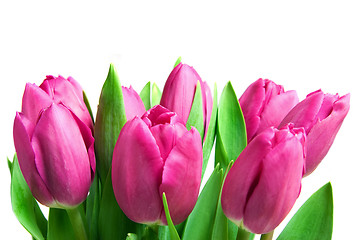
[1,1,358,239]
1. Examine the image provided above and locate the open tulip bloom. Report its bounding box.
[8,60,349,240]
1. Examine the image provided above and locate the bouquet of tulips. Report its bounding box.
[8,58,350,240]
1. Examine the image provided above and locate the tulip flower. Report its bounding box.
[221,125,306,234]
[122,86,146,120]
[38,75,93,131]
[13,102,95,208]
[279,90,350,176]
[112,105,202,225]
[160,62,213,139]
[239,78,299,142]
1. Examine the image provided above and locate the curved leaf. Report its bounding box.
[10,154,47,240]
[215,81,246,169]
[162,193,180,240]
[277,182,333,240]
[94,63,127,184]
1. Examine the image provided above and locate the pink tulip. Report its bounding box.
[122,86,146,120]
[112,105,202,225]
[160,63,213,139]
[221,125,306,234]
[279,90,350,176]
[39,75,93,131]
[13,103,95,208]
[239,78,299,142]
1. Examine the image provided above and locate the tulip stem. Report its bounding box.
[66,207,88,240]
[237,226,251,240]
[260,230,274,240]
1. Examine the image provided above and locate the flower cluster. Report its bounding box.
[9,60,350,240]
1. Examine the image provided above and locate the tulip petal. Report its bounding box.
[13,112,55,206]
[279,90,324,132]
[305,94,350,176]
[69,108,96,180]
[243,132,304,234]
[159,127,203,225]
[239,79,265,141]
[112,117,163,224]
[160,63,200,123]
[32,104,91,207]
[258,90,299,133]
[40,76,93,131]
[150,123,188,161]
[202,81,213,139]
[21,83,53,125]
[122,86,146,121]
[221,128,274,225]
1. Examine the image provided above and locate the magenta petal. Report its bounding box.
[305,94,350,176]
[202,81,213,139]
[150,123,188,161]
[243,135,304,234]
[279,90,324,132]
[13,112,55,206]
[68,108,96,180]
[122,86,146,121]
[258,90,299,133]
[159,127,203,225]
[239,79,266,141]
[40,76,93,131]
[21,83,53,124]
[221,128,274,225]
[32,104,91,207]
[112,117,163,224]
[160,63,199,123]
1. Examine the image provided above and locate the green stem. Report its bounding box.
[260,230,274,240]
[66,207,88,240]
[237,226,251,240]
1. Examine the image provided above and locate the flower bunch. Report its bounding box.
[8,58,349,240]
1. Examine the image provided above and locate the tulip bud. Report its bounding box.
[112,105,203,225]
[279,90,350,176]
[121,86,146,120]
[221,125,306,234]
[13,103,95,208]
[38,75,93,131]
[239,78,299,142]
[160,62,213,139]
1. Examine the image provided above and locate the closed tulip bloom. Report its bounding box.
[122,86,146,120]
[38,75,93,131]
[160,63,213,138]
[279,90,350,176]
[239,78,299,142]
[112,105,202,225]
[221,125,306,234]
[13,103,95,208]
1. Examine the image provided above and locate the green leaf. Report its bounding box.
[126,233,138,240]
[10,154,47,240]
[162,193,181,240]
[86,173,101,240]
[7,157,13,174]
[98,169,137,240]
[202,83,218,180]
[140,81,151,110]
[94,63,127,184]
[151,82,162,107]
[174,57,182,68]
[140,82,162,111]
[186,81,204,141]
[277,182,333,240]
[211,161,234,240]
[182,164,224,240]
[215,81,246,169]
[83,90,94,123]
[47,208,75,240]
